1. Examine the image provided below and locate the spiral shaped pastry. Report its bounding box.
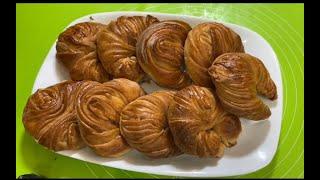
[136,20,192,89]
[56,22,109,82]
[120,90,181,159]
[208,53,277,120]
[76,78,145,157]
[167,85,242,158]
[97,15,159,82]
[22,81,87,151]
[184,22,244,87]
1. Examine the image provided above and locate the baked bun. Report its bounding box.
[167,85,241,157]
[120,90,181,158]
[184,22,244,87]
[76,78,145,157]
[208,53,277,120]
[56,22,109,82]
[22,81,87,151]
[136,20,192,89]
[97,15,159,82]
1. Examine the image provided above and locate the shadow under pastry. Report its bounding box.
[122,150,220,171]
[224,120,271,157]
[55,58,70,81]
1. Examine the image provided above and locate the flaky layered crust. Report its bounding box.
[22,81,87,151]
[208,53,277,120]
[120,90,181,158]
[97,15,159,82]
[185,22,244,87]
[167,85,241,158]
[56,22,109,82]
[76,78,145,157]
[136,20,192,89]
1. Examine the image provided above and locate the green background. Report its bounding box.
[16,3,304,178]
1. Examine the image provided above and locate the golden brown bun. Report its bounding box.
[136,20,192,89]
[185,22,244,87]
[120,90,181,159]
[208,53,277,120]
[56,22,109,82]
[167,85,241,158]
[97,15,159,82]
[76,78,145,157]
[22,81,87,151]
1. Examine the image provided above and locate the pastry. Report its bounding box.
[120,90,181,158]
[56,22,109,82]
[22,81,87,151]
[136,20,192,89]
[97,15,159,82]
[208,53,277,120]
[167,85,241,157]
[184,22,244,87]
[76,78,145,157]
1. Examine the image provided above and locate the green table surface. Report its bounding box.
[16,3,304,178]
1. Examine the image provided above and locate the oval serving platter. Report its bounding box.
[32,11,283,178]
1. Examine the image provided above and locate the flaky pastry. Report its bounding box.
[208,53,277,120]
[97,15,159,82]
[167,85,241,157]
[185,22,244,87]
[56,22,109,82]
[136,20,192,89]
[22,81,87,151]
[76,78,145,157]
[120,90,181,158]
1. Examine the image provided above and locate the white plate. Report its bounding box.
[32,12,283,177]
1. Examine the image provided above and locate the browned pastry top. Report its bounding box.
[167,85,241,158]
[76,78,145,157]
[136,20,192,89]
[97,15,159,82]
[56,22,109,82]
[22,81,87,151]
[208,53,277,120]
[120,90,182,158]
[184,22,244,87]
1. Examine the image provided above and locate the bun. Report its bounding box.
[76,78,145,157]
[185,22,244,87]
[120,90,181,158]
[22,81,87,151]
[136,20,192,89]
[167,85,241,157]
[97,15,159,82]
[208,53,277,120]
[56,22,109,82]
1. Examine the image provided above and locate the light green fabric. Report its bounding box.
[16,3,304,178]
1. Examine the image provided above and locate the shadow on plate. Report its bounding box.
[260,95,278,108]
[60,147,220,171]
[225,120,271,157]
[140,80,168,94]
[121,150,220,170]
[267,98,278,108]
[54,59,70,81]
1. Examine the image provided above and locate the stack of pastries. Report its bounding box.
[22,15,277,159]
